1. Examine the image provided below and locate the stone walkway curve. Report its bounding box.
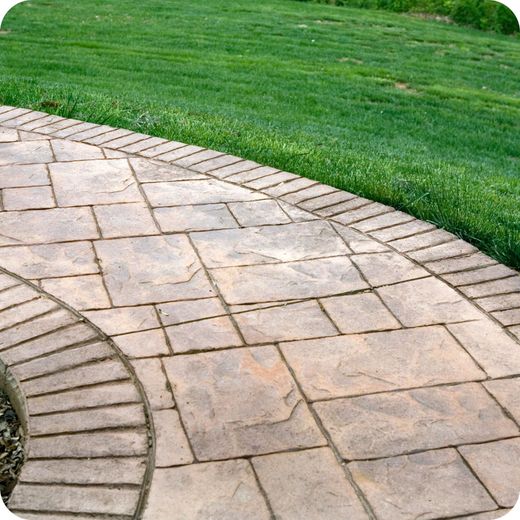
[0,105,519,520]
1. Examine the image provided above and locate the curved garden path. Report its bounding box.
[0,105,519,520]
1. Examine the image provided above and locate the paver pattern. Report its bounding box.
[0,106,519,519]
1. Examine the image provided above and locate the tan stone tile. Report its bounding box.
[94,202,159,238]
[113,329,170,358]
[298,190,355,211]
[193,154,249,173]
[174,149,223,168]
[121,136,166,153]
[492,308,520,326]
[143,460,270,520]
[20,457,147,485]
[3,186,55,210]
[83,305,159,335]
[157,298,225,326]
[228,199,291,226]
[282,326,484,400]
[13,341,112,380]
[103,148,129,159]
[426,252,497,274]
[0,242,98,279]
[154,204,237,232]
[349,449,496,520]
[443,264,517,286]
[138,140,186,158]
[9,484,140,516]
[192,221,348,268]
[129,157,204,182]
[253,448,368,520]
[156,144,204,162]
[389,229,456,252]
[314,383,517,459]
[451,510,510,520]
[510,325,520,340]
[41,274,111,310]
[23,359,129,397]
[282,184,337,204]
[211,256,368,305]
[164,346,325,460]
[476,293,520,312]
[484,378,520,423]
[278,200,320,221]
[130,358,174,409]
[50,139,104,161]
[316,197,372,218]
[332,223,390,253]
[153,409,194,467]
[166,316,242,353]
[460,277,520,298]
[95,236,214,306]
[0,141,54,165]
[333,203,392,225]
[0,297,57,330]
[447,319,520,378]
[143,179,265,206]
[234,301,337,343]
[351,252,428,287]
[0,284,37,311]
[0,309,77,351]
[50,159,142,206]
[27,381,141,415]
[31,403,145,436]
[460,438,520,508]
[409,239,478,263]
[0,127,18,142]
[245,171,298,189]
[0,207,98,245]
[263,177,317,197]
[226,166,279,184]
[378,277,482,327]
[0,163,49,188]
[29,430,148,458]
[321,293,401,333]
[351,210,414,233]
[369,219,435,242]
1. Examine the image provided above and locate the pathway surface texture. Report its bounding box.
[0,106,519,520]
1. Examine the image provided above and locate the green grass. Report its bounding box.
[1,0,519,267]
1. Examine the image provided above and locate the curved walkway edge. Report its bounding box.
[0,105,519,520]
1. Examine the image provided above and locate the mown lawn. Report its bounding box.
[1,0,519,267]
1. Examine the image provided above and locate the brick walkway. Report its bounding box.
[0,105,519,520]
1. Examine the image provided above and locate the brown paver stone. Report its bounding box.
[20,457,147,485]
[0,297,57,330]
[113,329,170,358]
[0,141,54,165]
[0,164,49,188]
[50,159,142,206]
[332,223,389,253]
[41,274,110,310]
[153,409,194,467]
[129,157,204,182]
[143,460,270,520]
[320,292,401,333]
[351,252,428,286]
[460,277,520,298]
[0,127,18,142]
[349,449,496,520]
[95,235,214,305]
[443,264,517,286]
[164,346,325,460]
[0,207,98,245]
[447,319,520,378]
[460,438,520,507]
[9,484,140,516]
[234,300,338,343]
[378,276,482,326]
[0,242,98,279]
[484,378,520,423]
[314,383,518,459]
[492,308,520,326]
[2,186,55,210]
[192,221,348,268]
[211,256,368,304]
[154,204,237,232]
[166,316,242,353]
[143,179,265,206]
[282,326,484,400]
[157,298,225,326]
[130,357,175,409]
[228,199,291,226]
[29,430,148,458]
[50,139,105,161]
[83,305,159,335]
[253,448,369,520]
[94,202,159,238]
[476,293,520,312]
[27,381,141,415]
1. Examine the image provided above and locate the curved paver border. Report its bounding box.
[0,266,155,519]
[0,104,517,343]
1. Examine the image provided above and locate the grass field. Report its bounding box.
[1,0,519,267]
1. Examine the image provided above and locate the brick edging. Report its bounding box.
[0,266,155,519]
